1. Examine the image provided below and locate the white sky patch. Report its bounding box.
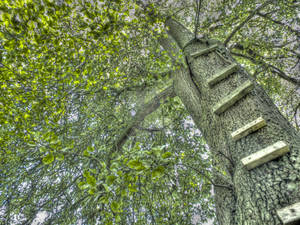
[32,211,48,225]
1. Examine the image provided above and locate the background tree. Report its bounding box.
[0,0,299,224]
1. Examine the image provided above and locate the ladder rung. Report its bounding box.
[241,141,289,170]
[208,64,239,87]
[231,117,267,141]
[277,202,300,225]
[213,80,254,115]
[190,44,218,58]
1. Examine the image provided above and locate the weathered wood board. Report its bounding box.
[231,117,267,141]
[191,44,218,58]
[277,202,300,225]
[213,80,254,115]
[241,141,289,170]
[208,63,238,87]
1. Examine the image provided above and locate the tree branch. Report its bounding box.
[135,126,164,132]
[165,18,194,49]
[112,84,176,154]
[178,163,233,190]
[231,51,300,86]
[257,12,300,35]
[158,34,187,67]
[294,103,300,130]
[224,0,274,46]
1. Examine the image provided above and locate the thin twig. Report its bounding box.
[293,103,300,130]
[178,163,233,190]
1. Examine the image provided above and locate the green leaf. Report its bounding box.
[127,159,145,170]
[83,170,90,178]
[103,183,109,192]
[86,175,96,186]
[116,215,121,222]
[162,152,172,159]
[56,153,64,161]
[151,166,165,179]
[111,201,120,213]
[86,146,93,152]
[128,186,137,193]
[83,149,90,156]
[106,175,116,185]
[78,181,89,190]
[121,189,127,197]
[42,153,54,165]
[88,187,96,195]
[128,183,137,193]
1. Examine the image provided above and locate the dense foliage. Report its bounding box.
[0,0,299,224]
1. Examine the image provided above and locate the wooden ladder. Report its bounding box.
[191,43,298,224]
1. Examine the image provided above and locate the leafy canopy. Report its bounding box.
[0,0,299,224]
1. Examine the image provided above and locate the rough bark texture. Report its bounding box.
[166,19,300,225]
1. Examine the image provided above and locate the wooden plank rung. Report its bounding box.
[213,80,254,115]
[191,44,218,58]
[277,202,300,225]
[231,117,267,141]
[208,64,238,87]
[241,141,289,170]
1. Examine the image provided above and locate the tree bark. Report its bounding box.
[166,19,300,225]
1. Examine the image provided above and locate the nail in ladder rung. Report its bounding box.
[277,202,300,225]
[231,117,267,141]
[241,141,289,170]
[191,44,218,58]
[213,80,254,115]
[208,63,238,87]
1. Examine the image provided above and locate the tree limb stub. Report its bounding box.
[158,34,187,67]
[165,18,194,49]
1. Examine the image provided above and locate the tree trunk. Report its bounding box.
[166,19,300,225]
